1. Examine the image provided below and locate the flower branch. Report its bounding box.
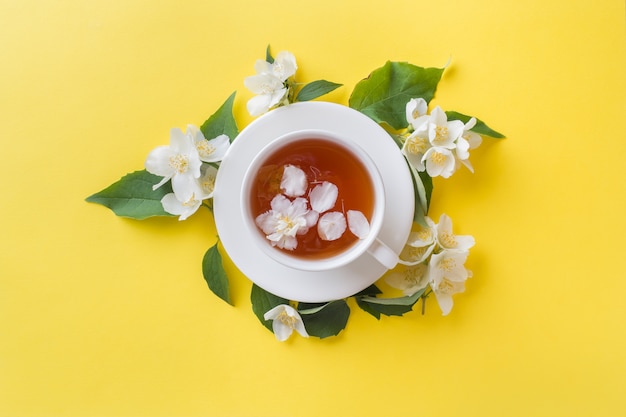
[86,46,504,342]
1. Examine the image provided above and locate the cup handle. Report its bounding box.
[366,238,399,270]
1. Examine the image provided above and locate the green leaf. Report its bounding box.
[355,297,384,320]
[297,303,328,315]
[295,80,342,102]
[405,157,428,226]
[202,243,232,305]
[353,284,383,297]
[85,170,174,219]
[418,170,433,211]
[250,284,289,331]
[349,61,444,130]
[445,111,505,138]
[200,92,239,143]
[300,300,350,339]
[265,44,274,64]
[356,288,426,319]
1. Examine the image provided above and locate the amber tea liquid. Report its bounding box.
[249,138,375,260]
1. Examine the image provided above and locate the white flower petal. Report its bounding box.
[171,173,200,202]
[270,194,291,212]
[347,210,370,239]
[304,210,319,228]
[187,124,205,143]
[437,214,454,236]
[293,319,309,338]
[244,73,282,94]
[399,242,435,265]
[429,250,469,282]
[462,158,475,173]
[412,114,430,134]
[145,146,175,178]
[289,197,310,217]
[447,120,465,142]
[268,233,298,250]
[254,59,273,75]
[464,117,477,130]
[309,182,338,213]
[406,98,428,125]
[196,134,230,163]
[402,133,429,172]
[436,214,475,251]
[246,94,273,117]
[385,263,430,296]
[455,137,470,161]
[279,235,298,250]
[406,218,436,247]
[257,195,313,250]
[273,51,297,80]
[151,175,171,191]
[272,320,293,342]
[255,212,276,234]
[160,193,201,221]
[264,305,307,341]
[317,212,347,241]
[465,131,482,150]
[169,127,187,151]
[268,87,287,108]
[433,289,454,316]
[161,193,182,215]
[430,106,447,126]
[455,235,476,251]
[427,108,457,149]
[422,147,456,178]
[431,278,466,316]
[244,73,287,116]
[280,165,308,197]
[197,164,218,198]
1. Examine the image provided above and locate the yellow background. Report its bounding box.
[1,0,624,416]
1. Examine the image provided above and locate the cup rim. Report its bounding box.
[240,129,386,272]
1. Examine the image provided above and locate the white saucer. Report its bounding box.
[213,102,414,302]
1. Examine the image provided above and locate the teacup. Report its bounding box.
[240,129,399,272]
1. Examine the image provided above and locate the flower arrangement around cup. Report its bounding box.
[87,46,504,342]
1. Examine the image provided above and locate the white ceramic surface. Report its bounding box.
[213,102,414,302]
[239,129,394,272]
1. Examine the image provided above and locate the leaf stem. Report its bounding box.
[421,289,433,315]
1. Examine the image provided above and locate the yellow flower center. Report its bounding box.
[182,193,198,207]
[439,231,457,248]
[433,125,448,145]
[416,227,432,242]
[436,278,455,294]
[278,215,298,234]
[273,63,285,77]
[402,245,429,262]
[200,176,215,194]
[404,263,427,285]
[196,140,216,159]
[430,151,447,166]
[169,154,189,174]
[406,136,428,155]
[438,257,456,271]
[277,310,297,328]
[260,82,276,95]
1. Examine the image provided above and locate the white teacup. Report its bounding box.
[240,129,399,272]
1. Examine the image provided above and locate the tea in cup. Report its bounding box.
[241,129,398,272]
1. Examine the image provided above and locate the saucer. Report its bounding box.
[213,102,414,302]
